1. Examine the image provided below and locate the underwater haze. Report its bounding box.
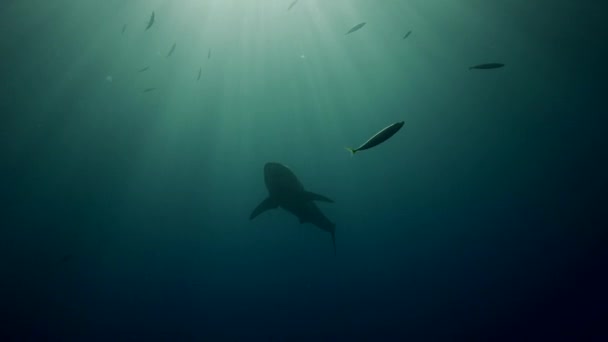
[1,0,607,340]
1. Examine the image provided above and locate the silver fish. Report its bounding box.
[166,43,176,57]
[469,63,505,70]
[288,0,298,10]
[145,11,155,31]
[346,22,366,35]
[346,121,404,155]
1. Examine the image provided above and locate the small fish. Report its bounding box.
[208,48,211,59]
[167,43,176,57]
[288,0,298,10]
[197,67,202,81]
[138,66,150,72]
[469,63,505,70]
[145,11,155,31]
[346,22,366,35]
[346,121,404,155]
[403,30,412,40]
[122,24,127,34]
[143,88,156,92]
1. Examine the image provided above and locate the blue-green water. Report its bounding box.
[1,1,606,340]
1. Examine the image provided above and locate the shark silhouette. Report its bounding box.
[250,162,336,254]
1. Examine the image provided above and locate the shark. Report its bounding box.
[250,162,336,254]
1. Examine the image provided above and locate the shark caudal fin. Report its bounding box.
[345,147,357,156]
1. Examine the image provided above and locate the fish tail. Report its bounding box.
[345,147,357,156]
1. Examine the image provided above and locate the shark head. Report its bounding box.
[264,162,303,195]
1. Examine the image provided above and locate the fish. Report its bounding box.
[469,63,505,70]
[122,24,127,34]
[288,0,298,10]
[143,88,156,92]
[250,162,336,255]
[208,48,211,59]
[346,22,366,35]
[166,43,176,57]
[197,67,202,81]
[346,121,404,155]
[137,66,150,73]
[403,30,412,40]
[145,11,155,31]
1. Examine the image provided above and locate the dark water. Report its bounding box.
[1,1,607,341]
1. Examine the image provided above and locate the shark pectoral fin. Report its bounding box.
[249,197,278,220]
[304,191,334,203]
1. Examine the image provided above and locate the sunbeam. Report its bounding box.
[1,0,606,340]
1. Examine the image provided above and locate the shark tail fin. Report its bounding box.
[331,230,336,256]
[345,147,357,156]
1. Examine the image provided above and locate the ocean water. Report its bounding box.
[0,0,606,341]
